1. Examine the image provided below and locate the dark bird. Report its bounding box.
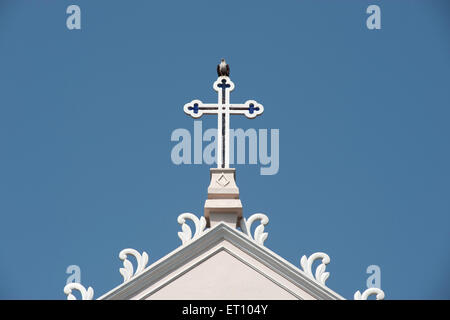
[217,58,230,77]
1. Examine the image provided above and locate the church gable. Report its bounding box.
[98,223,343,300]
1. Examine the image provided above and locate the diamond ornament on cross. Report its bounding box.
[183,76,264,168]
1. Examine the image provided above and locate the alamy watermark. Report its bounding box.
[65,5,381,31]
[366,265,381,289]
[66,5,81,30]
[66,264,81,285]
[171,121,279,175]
[366,5,381,30]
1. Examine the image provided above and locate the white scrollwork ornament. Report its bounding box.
[63,283,94,300]
[300,252,331,286]
[354,288,385,300]
[240,213,269,246]
[119,248,149,282]
[177,213,207,245]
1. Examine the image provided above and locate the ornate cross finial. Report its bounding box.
[183,65,264,168]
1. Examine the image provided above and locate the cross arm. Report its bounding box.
[183,100,220,118]
[229,100,264,119]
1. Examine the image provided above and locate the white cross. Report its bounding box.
[183,76,264,168]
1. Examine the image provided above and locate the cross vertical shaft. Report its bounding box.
[217,78,232,168]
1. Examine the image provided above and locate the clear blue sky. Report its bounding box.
[0,0,449,299]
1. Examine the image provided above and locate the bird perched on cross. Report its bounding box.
[217,58,230,77]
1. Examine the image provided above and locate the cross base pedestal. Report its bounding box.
[204,168,243,228]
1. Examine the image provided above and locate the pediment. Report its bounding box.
[98,223,344,300]
[141,247,301,300]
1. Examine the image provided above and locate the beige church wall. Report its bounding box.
[131,240,316,300]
